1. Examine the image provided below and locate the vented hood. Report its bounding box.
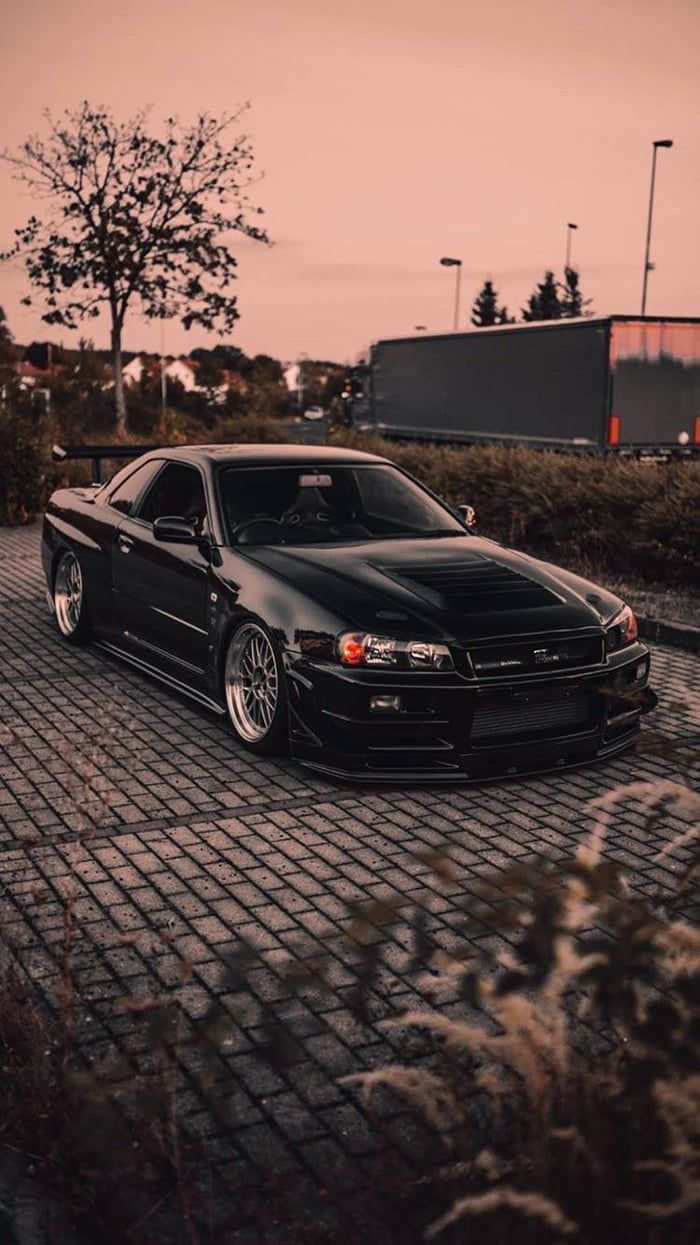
[374,552,561,613]
[234,534,621,643]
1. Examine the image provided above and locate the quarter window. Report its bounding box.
[108,461,162,515]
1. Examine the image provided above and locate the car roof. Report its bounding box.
[148,443,390,468]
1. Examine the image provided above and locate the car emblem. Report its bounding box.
[533,647,560,664]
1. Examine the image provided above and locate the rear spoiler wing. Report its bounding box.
[52,443,161,484]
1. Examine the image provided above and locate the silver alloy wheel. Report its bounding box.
[54,552,84,637]
[225,623,279,743]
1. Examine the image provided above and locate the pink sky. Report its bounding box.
[1,0,698,364]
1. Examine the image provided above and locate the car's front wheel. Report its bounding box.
[224,621,288,755]
[53,550,92,645]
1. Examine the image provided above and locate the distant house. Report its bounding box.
[120,354,161,386]
[284,363,301,392]
[121,355,147,386]
[112,353,246,403]
[17,361,44,390]
[163,357,198,391]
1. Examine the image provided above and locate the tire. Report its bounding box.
[223,620,288,755]
[53,550,92,645]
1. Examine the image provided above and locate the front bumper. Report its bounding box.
[287,643,657,783]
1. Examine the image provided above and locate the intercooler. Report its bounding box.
[470,692,592,742]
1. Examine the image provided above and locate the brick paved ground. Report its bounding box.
[0,524,698,1242]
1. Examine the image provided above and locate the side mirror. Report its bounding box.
[153,515,198,543]
[456,503,477,531]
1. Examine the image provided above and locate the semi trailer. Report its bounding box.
[349,316,700,453]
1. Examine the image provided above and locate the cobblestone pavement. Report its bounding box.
[1,525,698,1240]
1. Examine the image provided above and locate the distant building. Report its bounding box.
[163,357,198,391]
[113,353,246,403]
[17,361,44,390]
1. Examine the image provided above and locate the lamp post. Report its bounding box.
[440,257,462,331]
[641,139,673,315]
[565,222,578,272]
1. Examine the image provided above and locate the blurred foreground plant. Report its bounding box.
[229,779,700,1244]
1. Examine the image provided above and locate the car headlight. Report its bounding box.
[605,605,638,652]
[337,632,454,671]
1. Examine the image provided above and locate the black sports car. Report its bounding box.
[42,443,656,782]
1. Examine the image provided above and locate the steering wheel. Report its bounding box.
[283,511,343,537]
[233,517,283,541]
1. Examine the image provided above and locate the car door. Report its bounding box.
[111,460,212,676]
[94,458,165,638]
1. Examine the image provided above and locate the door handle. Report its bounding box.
[118,535,133,553]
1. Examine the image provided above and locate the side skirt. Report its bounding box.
[95,639,226,717]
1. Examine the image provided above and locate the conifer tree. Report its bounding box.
[560,267,593,318]
[521,271,562,322]
[471,279,512,327]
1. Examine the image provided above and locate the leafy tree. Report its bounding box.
[0,306,16,368]
[521,270,562,322]
[560,266,593,319]
[248,354,288,418]
[212,344,253,376]
[471,279,513,327]
[1,102,268,431]
[192,352,226,395]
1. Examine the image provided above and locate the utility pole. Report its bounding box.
[440,257,463,331]
[565,222,578,271]
[641,139,673,315]
[160,316,167,418]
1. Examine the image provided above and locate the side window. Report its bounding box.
[135,463,208,531]
[108,461,162,516]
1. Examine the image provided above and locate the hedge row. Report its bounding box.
[1,406,697,588]
[0,406,55,526]
[0,409,290,522]
[332,431,700,588]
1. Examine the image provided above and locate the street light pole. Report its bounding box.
[440,257,463,331]
[641,139,673,315]
[565,222,578,272]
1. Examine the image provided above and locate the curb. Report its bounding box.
[638,615,700,653]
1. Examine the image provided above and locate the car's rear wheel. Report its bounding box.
[224,621,288,754]
[53,550,92,645]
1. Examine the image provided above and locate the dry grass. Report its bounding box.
[336,781,700,1243]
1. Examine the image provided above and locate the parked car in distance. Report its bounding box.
[303,405,325,421]
[42,443,657,783]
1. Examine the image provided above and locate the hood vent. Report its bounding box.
[379,556,560,613]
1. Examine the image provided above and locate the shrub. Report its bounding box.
[0,395,54,524]
[209,412,289,443]
[330,431,700,587]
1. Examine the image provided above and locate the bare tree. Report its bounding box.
[1,102,268,431]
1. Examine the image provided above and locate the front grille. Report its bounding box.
[471,693,592,742]
[378,556,558,613]
[470,635,604,677]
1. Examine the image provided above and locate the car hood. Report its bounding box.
[236,536,622,642]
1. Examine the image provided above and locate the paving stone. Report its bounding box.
[0,523,698,1218]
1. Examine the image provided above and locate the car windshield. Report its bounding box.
[219,464,464,545]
